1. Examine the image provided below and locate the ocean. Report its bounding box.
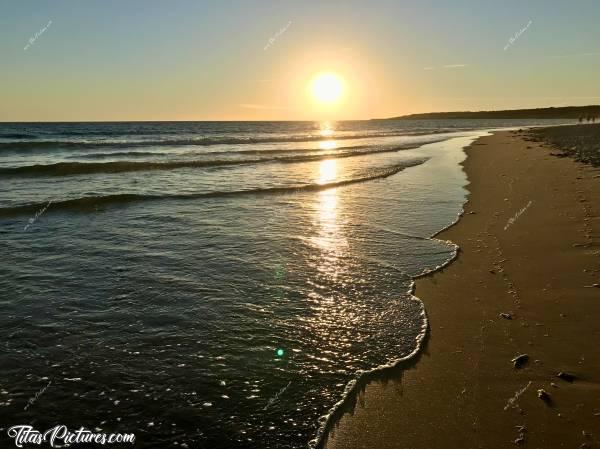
[0,119,568,448]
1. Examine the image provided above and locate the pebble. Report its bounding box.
[537,389,551,402]
[511,354,529,369]
[557,372,577,383]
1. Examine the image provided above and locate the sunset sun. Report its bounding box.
[310,72,345,104]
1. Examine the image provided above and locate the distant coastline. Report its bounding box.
[378,105,600,120]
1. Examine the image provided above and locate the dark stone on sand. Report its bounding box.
[537,388,551,403]
[511,354,529,369]
[500,312,512,320]
[557,371,577,382]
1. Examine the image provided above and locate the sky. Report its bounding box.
[1,0,600,121]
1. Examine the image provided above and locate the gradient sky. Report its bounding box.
[1,0,600,121]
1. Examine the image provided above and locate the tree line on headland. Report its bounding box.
[379,105,600,120]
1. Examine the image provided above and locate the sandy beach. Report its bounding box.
[322,128,600,449]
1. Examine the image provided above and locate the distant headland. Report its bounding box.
[379,105,600,120]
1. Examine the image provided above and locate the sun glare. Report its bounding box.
[318,159,337,184]
[310,72,345,104]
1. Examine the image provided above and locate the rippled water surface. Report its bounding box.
[0,119,567,448]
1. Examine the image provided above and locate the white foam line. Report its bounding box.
[309,131,489,449]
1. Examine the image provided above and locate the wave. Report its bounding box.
[0,130,457,151]
[310,133,482,449]
[0,133,34,139]
[310,291,429,449]
[311,231,463,449]
[0,129,176,138]
[0,159,428,218]
[72,142,373,160]
[70,151,171,159]
[310,207,466,449]
[1,144,424,177]
[0,159,256,176]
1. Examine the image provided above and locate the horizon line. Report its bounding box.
[2,104,599,124]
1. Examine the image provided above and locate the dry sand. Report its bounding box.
[322,130,600,449]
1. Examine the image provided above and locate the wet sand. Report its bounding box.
[322,130,600,449]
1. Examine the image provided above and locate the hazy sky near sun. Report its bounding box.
[1,0,600,121]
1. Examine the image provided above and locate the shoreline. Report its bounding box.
[321,129,600,449]
[311,132,479,449]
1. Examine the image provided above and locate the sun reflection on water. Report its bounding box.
[313,188,346,267]
[314,159,346,256]
[318,189,338,228]
[318,121,335,138]
[318,159,337,185]
[318,140,337,150]
[304,180,352,347]
[313,160,347,267]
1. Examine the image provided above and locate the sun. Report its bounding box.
[310,72,345,104]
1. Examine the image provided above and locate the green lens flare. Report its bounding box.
[276,348,285,357]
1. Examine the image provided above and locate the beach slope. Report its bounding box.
[323,129,600,449]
